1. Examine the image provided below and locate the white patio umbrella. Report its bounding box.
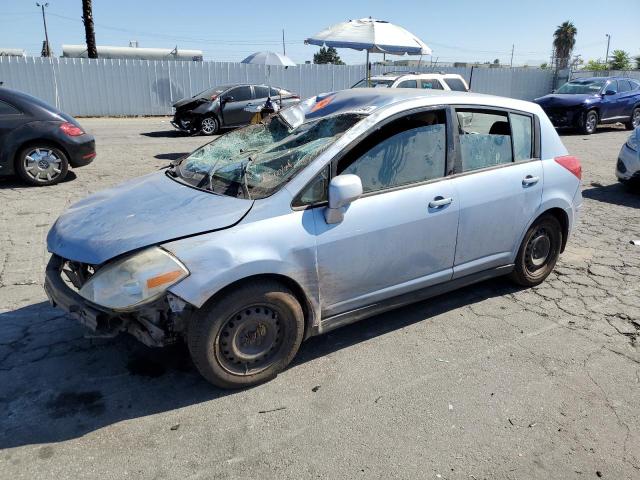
[305,17,432,83]
[241,50,296,103]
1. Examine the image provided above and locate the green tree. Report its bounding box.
[313,47,344,65]
[635,56,640,70]
[609,50,631,70]
[584,59,608,71]
[553,21,577,70]
[540,62,548,69]
[493,58,500,65]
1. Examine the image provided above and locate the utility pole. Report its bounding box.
[36,3,51,57]
[604,34,611,67]
[282,29,286,55]
[510,44,514,68]
[82,0,98,59]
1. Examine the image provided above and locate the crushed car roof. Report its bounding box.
[300,88,540,120]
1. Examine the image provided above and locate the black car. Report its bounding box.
[0,87,96,186]
[534,77,640,134]
[171,84,300,136]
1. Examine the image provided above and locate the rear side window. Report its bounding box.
[444,78,468,91]
[421,79,443,90]
[456,110,513,172]
[396,79,418,88]
[617,80,631,93]
[338,110,447,193]
[0,100,21,115]
[254,86,270,98]
[510,113,533,161]
[630,81,640,91]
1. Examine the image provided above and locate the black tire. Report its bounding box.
[16,145,69,186]
[624,107,640,130]
[580,110,598,135]
[199,116,219,136]
[187,280,304,388]
[509,214,563,287]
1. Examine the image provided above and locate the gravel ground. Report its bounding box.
[1,117,639,480]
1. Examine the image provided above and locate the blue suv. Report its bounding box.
[535,77,640,134]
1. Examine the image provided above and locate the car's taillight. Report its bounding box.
[290,95,300,99]
[210,95,217,100]
[60,122,84,136]
[555,155,582,180]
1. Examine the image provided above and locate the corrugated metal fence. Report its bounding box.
[0,57,557,116]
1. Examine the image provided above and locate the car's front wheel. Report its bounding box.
[580,110,598,135]
[187,280,305,388]
[199,116,219,136]
[510,214,563,287]
[625,107,640,130]
[16,145,69,186]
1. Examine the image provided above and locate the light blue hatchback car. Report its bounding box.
[45,89,583,388]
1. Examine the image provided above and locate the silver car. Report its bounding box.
[45,89,583,388]
[616,127,640,187]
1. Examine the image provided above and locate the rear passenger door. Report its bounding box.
[450,108,542,278]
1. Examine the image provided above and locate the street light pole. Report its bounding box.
[36,2,51,57]
[605,34,611,67]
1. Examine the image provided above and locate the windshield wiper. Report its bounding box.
[240,157,254,200]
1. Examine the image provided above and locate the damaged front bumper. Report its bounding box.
[44,255,192,347]
[171,114,197,134]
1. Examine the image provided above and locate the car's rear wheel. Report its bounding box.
[625,107,640,130]
[187,280,304,388]
[199,116,219,136]
[580,110,598,135]
[509,214,563,287]
[16,145,69,186]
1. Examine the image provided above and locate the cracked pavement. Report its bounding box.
[1,118,639,479]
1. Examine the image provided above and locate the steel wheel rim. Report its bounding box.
[525,227,552,273]
[23,148,62,183]
[201,118,216,134]
[216,305,283,375]
[586,113,597,132]
[633,109,640,128]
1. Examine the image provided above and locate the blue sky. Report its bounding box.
[1,0,638,65]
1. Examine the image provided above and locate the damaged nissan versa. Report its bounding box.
[45,89,583,388]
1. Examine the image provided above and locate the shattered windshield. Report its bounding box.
[556,80,606,94]
[174,113,363,199]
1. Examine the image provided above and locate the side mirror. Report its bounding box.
[324,174,363,224]
[604,90,616,96]
[222,96,234,103]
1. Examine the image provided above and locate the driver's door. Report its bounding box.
[309,109,459,317]
[600,80,621,120]
[221,86,254,126]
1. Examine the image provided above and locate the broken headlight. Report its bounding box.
[78,247,189,310]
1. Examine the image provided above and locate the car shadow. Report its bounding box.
[0,171,77,190]
[0,277,522,449]
[558,125,628,137]
[582,181,640,207]
[154,152,189,161]
[140,130,186,138]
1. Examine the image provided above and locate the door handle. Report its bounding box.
[522,175,540,186]
[429,196,453,208]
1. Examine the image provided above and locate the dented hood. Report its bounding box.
[47,171,253,265]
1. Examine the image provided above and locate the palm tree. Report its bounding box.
[553,21,577,70]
